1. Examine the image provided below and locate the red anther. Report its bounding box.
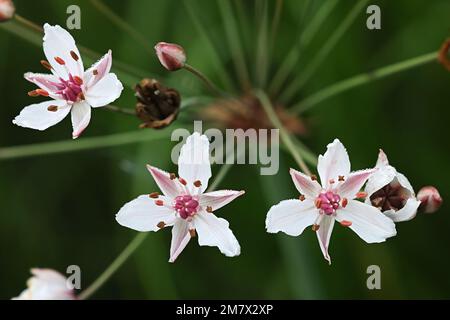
[149,192,159,199]
[54,57,65,65]
[179,178,187,186]
[189,229,197,238]
[356,192,368,199]
[70,51,79,61]
[155,200,164,206]
[157,221,166,229]
[299,194,306,201]
[27,90,39,97]
[40,60,52,70]
[310,175,318,181]
[193,180,202,188]
[342,198,348,208]
[338,175,345,182]
[206,206,213,213]
[47,105,58,112]
[314,198,322,209]
[340,220,352,227]
[73,76,83,85]
[312,224,320,231]
[329,179,335,184]
[93,69,99,76]
[169,173,176,180]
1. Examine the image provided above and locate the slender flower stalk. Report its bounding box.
[255,90,312,176]
[291,51,438,114]
[79,145,237,299]
[104,104,136,116]
[183,63,226,97]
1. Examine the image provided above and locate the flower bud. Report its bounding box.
[438,38,450,71]
[135,78,180,129]
[155,42,186,71]
[0,0,15,22]
[417,186,442,214]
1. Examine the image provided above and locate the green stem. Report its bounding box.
[79,232,148,300]
[183,63,226,97]
[89,0,154,55]
[0,129,172,161]
[255,90,312,175]
[280,0,370,102]
[79,158,234,299]
[255,0,269,87]
[269,0,283,51]
[104,104,136,116]
[291,51,438,114]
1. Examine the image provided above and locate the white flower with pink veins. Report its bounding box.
[13,268,76,300]
[13,24,124,139]
[266,139,397,264]
[116,133,244,262]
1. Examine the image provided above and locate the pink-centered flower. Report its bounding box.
[365,150,421,222]
[12,268,76,300]
[266,139,397,264]
[116,132,244,262]
[13,24,124,139]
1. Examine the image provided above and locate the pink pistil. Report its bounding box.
[174,195,199,219]
[316,191,341,215]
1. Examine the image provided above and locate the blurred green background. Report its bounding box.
[0,0,449,299]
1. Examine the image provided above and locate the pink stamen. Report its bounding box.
[174,195,199,219]
[316,191,341,215]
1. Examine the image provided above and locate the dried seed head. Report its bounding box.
[0,0,15,23]
[135,78,181,129]
[438,38,450,71]
[154,42,186,71]
[417,186,443,214]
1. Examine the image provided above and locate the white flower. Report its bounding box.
[13,268,75,300]
[116,132,244,262]
[13,24,124,139]
[364,149,421,222]
[266,139,397,264]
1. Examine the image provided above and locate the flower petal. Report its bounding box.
[12,100,70,131]
[146,165,182,198]
[84,50,112,89]
[336,199,397,243]
[199,190,245,211]
[266,199,317,236]
[376,149,390,167]
[316,215,335,265]
[289,168,322,198]
[178,132,212,193]
[169,219,191,263]
[24,72,61,99]
[115,195,176,232]
[364,165,397,197]
[71,101,91,139]
[317,139,351,188]
[383,198,421,222]
[194,211,240,257]
[395,172,415,195]
[43,24,83,78]
[84,73,123,108]
[338,169,376,199]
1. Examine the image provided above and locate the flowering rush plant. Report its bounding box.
[1,0,445,300]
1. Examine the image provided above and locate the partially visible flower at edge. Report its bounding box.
[417,186,442,214]
[13,24,124,139]
[266,139,397,264]
[155,42,186,71]
[0,0,15,23]
[12,268,76,300]
[116,132,244,262]
[365,150,421,222]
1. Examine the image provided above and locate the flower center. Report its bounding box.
[316,191,341,215]
[54,74,83,103]
[370,182,409,212]
[174,195,199,219]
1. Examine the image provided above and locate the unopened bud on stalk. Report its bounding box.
[417,186,442,214]
[154,42,186,71]
[0,0,15,22]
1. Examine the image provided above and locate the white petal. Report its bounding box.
[364,165,396,197]
[317,139,351,188]
[70,101,91,139]
[12,100,70,131]
[84,73,123,108]
[266,199,317,236]
[316,215,335,264]
[24,72,61,99]
[178,132,212,193]
[383,198,420,222]
[376,149,390,167]
[84,50,112,89]
[336,199,397,243]
[199,190,245,211]
[169,219,191,263]
[115,195,176,232]
[147,165,182,198]
[43,24,83,78]
[396,172,415,195]
[194,212,240,257]
[338,169,376,199]
[289,168,322,198]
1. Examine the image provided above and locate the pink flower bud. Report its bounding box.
[417,186,442,214]
[0,0,15,22]
[155,42,186,71]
